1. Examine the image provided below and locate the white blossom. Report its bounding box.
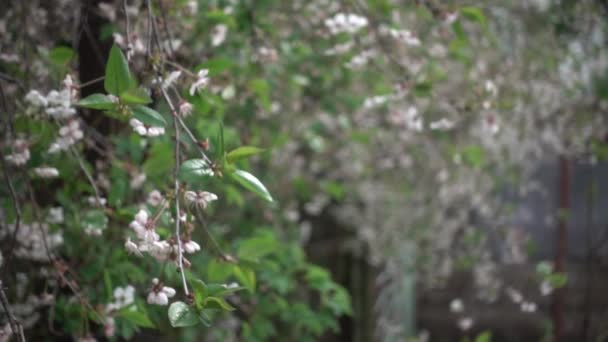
[189,69,210,96]
[505,287,523,303]
[33,167,59,178]
[162,70,182,90]
[129,118,165,137]
[5,139,30,166]
[183,240,201,254]
[449,299,464,313]
[48,207,64,224]
[325,13,368,35]
[184,190,218,209]
[147,190,163,206]
[125,238,142,256]
[430,118,455,131]
[24,90,48,107]
[540,280,553,296]
[521,301,537,313]
[380,26,421,46]
[106,285,135,312]
[104,317,115,338]
[211,24,228,46]
[458,317,473,331]
[147,279,176,306]
[179,101,193,117]
[49,120,83,153]
[130,172,146,189]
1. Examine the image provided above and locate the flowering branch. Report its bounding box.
[0,281,25,342]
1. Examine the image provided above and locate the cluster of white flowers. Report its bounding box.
[345,50,376,69]
[505,286,537,313]
[130,172,146,189]
[47,207,64,224]
[388,107,423,132]
[112,33,145,60]
[184,190,218,209]
[24,75,77,119]
[33,166,59,178]
[125,207,201,263]
[254,46,279,63]
[147,278,176,306]
[211,24,228,46]
[324,41,354,56]
[129,118,165,137]
[106,285,135,312]
[179,101,193,117]
[429,118,456,131]
[379,26,421,46]
[324,13,368,35]
[5,138,30,166]
[0,222,63,261]
[449,298,464,313]
[183,239,201,254]
[189,69,209,96]
[540,280,553,296]
[48,120,84,153]
[458,317,474,331]
[162,70,182,90]
[9,293,54,330]
[147,189,164,207]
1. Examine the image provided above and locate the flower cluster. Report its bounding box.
[147,278,176,306]
[184,190,218,209]
[129,118,165,137]
[48,120,84,153]
[5,138,30,166]
[324,13,368,35]
[189,69,210,96]
[106,285,135,312]
[24,75,77,119]
[0,222,63,261]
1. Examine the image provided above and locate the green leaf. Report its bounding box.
[230,169,273,202]
[233,266,256,293]
[413,82,433,97]
[249,78,271,111]
[206,283,245,297]
[475,331,492,342]
[120,87,152,105]
[168,301,199,327]
[105,44,136,95]
[77,94,117,110]
[82,209,108,231]
[49,46,74,65]
[462,145,485,168]
[131,105,167,127]
[548,273,568,288]
[179,159,214,182]
[192,279,207,308]
[460,6,486,27]
[118,308,155,328]
[203,297,235,311]
[226,146,265,163]
[237,233,279,261]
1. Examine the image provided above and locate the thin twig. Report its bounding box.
[122,0,132,60]
[173,113,189,296]
[68,145,104,207]
[0,281,26,342]
[0,154,22,276]
[156,0,176,57]
[77,76,105,89]
[194,206,227,259]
